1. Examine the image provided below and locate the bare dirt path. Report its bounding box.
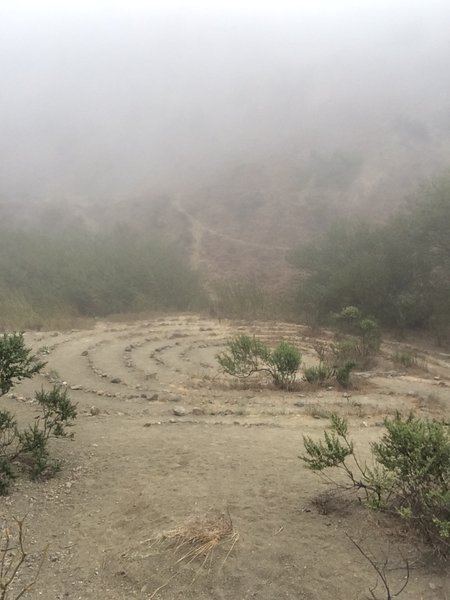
[2,315,449,599]
[172,198,290,260]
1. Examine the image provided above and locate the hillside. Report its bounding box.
[2,121,449,295]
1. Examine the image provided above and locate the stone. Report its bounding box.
[148,393,159,402]
[172,406,187,416]
[81,350,88,356]
[90,406,100,416]
[192,407,205,415]
[111,377,121,384]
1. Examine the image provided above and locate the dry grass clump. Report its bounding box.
[105,511,239,599]
[154,511,239,568]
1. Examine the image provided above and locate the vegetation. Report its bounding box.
[0,333,46,395]
[0,228,204,329]
[211,279,281,320]
[216,335,301,389]
[301,414,450,556]
[303,364,332,384]
[290,174,450,344]
[0,333,77,494]
[392,351,418,369]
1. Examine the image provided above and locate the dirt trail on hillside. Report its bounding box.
[173,198,289,263]
[2,315,449,600]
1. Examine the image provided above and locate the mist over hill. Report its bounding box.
[1,1,450,301]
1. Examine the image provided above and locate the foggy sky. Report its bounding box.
[1,1,450,201]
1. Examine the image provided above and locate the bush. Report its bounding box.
[290,174,450,339]
[0,333,77,493]
[392,351,418,369]
[0,333,46,395]
[269,342,302,389]
[334,361,355,388]
[301,413,450,555]
[0,229,205,328]
[217,335,301,390]
[333,306,381,364]
[19,387,77,479]
[306,307,381,381]
[303,364,332,384]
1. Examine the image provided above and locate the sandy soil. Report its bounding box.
[1,315,449,600]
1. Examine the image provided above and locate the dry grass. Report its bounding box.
[107,511,240,599]
[153,511,239,569]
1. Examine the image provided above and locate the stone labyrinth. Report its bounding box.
[19,314,450,424]
[21,316,316,420]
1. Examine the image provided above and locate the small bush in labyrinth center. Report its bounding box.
[216,334,301,390]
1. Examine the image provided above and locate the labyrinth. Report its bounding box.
[3,315,449,600]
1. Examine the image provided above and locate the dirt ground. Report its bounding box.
[1,315,449,600]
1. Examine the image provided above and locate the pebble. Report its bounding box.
[90,406,100,416]
[172,406,187,416]
[110,377,121,384]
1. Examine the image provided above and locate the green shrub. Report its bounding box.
[303,364,332,384]
[0,334,77,493]
[269,342,302,389]
[290,174,450,340]
[301,413,450,555]
[0,333,46,395]
[19,387,77,479]
[0,229,205,328]
[334,306,381,358]
[217,335,301,390]
[334,361,355,388]
[392,351,418,369]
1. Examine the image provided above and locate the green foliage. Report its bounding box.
[303,364,332,384]
[290,174,450,340]
[302,415,354,470]
[335,306,381,354]
[392,351,418,369]
[0,334,77,492]
[0,333,46,396]
[269,342,302,389]
[334,361,355,388]
[217,335,301,389]
[0,229,204,328]
[326,307,381,373]
[216,335,268,378]
[19,387,77,479]
[301,413,450,554]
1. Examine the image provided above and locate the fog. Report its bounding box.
[1,0,450,201]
